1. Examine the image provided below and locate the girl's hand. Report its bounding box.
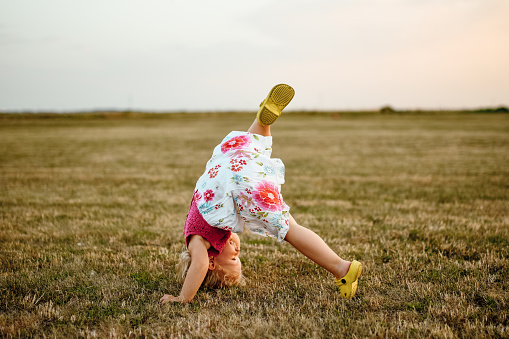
[159,294,185,304]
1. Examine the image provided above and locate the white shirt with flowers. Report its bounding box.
[193,131,290,242]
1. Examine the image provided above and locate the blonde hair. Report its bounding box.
[177,249,243,288]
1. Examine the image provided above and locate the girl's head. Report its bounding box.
[178,233,243,288]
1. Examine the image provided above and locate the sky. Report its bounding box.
[1,0,508,112]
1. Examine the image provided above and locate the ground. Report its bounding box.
[0,112,508,338]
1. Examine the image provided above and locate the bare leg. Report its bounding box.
[247,119,271,137]
[284,214,351,279]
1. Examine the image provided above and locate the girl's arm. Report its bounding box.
[159,235,210,304]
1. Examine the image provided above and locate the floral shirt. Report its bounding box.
[193,131,290,242]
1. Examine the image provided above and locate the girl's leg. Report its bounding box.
[247,119,271,137]
[284,214,351,280]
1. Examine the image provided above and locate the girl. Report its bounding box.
[159,84,362,304]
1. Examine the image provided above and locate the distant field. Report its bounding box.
[1,113,508,338]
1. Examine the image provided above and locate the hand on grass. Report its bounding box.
[159,294,185,304]
[159,236,210,305]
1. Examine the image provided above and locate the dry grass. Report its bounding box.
[1,113,508,338]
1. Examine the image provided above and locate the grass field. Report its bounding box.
[1,112,508,338]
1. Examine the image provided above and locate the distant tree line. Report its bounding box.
[474,106,508,113]
[379,105,508,114]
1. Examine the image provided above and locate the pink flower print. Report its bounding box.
[203,189,215,202]
[208,165,221,178]
[252,181,284,212]
[221,135,251,153]
[194,192,202,202]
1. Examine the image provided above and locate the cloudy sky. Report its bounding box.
[1,0,508,112]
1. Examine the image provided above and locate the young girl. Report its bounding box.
[159,84,362,304]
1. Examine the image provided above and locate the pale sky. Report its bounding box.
[1,0,508,112]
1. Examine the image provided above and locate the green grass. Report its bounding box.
[1,112,508,338]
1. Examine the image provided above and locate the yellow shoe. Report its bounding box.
[256,84,295,126]
[334,260,362,299]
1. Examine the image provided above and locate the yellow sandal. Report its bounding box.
[335,260,362,299]
[256,84,295,126]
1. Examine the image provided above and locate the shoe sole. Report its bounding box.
[349,263,362,298]
[257,84,295,126]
